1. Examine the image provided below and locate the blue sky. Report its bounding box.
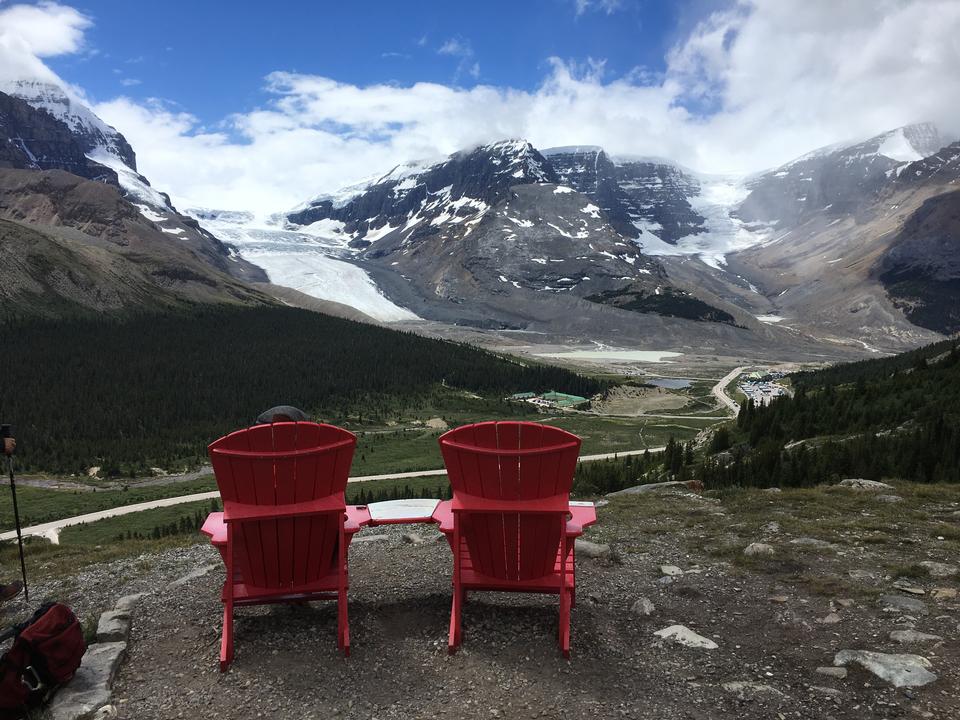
[49,0,703,125]
[4,0,955,214]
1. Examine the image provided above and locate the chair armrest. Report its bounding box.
[201,512,226,545]
[432,500,454,534]
[345,505,372,534]
[566,505,597,537]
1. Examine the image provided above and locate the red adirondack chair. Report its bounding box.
[432,421,597,658]
[200,422,370,671]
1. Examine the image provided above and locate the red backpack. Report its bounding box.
[0,603,86,719]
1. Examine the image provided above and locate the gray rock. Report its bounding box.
[660,564,684,576]
[657,576,675,586]
[114,593,148,613]
[607,481,688,496]
[653,625,718,649]
[892,579,926,595]
[817,613,842,625]
[401,532,424,545]
[879,594,929,615]
[839,478,895,491]
[810,686,842,697]
[919,560,958,578]
[48,642,127,720]
[816,666,848,679]
[762,487,782,493]
[353,533,390,544]
[790,537,834,549]
[631,597,656,616]
[722,681,783,696]
[834,649,937,688]
[761,521,781,534]
[95,610,131,643]
[875,494,903,503]
[890,630,943,644]
[169,563,218,589]
[92,706,117,720]
[576,539,611,559]
[744,542,775,557]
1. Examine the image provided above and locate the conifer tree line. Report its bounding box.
[0,307,605,476]
[694,340,960,488]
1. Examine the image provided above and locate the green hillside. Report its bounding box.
[0,306,604,475]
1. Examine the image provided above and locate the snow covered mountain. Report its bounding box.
[277,140,772,341]
[735,123,944,230]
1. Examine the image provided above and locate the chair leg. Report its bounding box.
[219,601,234,672]
[448,586,463,654]
[559,588,571,659]
[338,586,350,657]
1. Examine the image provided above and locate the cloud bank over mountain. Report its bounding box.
[3,0,959,214]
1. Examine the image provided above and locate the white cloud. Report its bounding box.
[4,1,960,219]
[573,0,625,17]
[437,38,470,57]
[0,1,90,56]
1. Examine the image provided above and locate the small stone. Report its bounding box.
[818,613,842,625]
[660,565,684,576]
[875,494,903,503]
[930,587,957,600]
[353,534,390,544]
[816,666,848,679]
[833,649,937,688]
[879,595,929,615]
[763,487,782,494]
[657,576,674,586]
[92,706,118,720]
[761,521,781,534]
[838,478,895,491]
[576,539,611,559]
[889,630,943,644]
[893,579,926,595]
[918,561,958,578]
[631,597,656,616]
[768,595,789,603]
[722,681,783,696]
[810,686,842,697]
[653,625,718,649]
[835,598,855,608]
[790,537,834,549]
[744,542,775,557]
[401,532,424,545]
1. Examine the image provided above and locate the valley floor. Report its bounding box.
[3,482,957,719]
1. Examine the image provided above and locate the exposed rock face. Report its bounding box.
[877,186,960,334]
[0,91,117,183]
[736,123,943,230]
[541,146,706,244]
[833,649,937,688]
[1,79,137,169]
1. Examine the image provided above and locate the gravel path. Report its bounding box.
[3,489,957,720]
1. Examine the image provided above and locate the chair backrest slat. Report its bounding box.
[440,421,581,582]
[209,422,356,591]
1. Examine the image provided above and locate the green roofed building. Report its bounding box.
[541,391,588,407]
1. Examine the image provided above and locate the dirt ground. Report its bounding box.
[6,482,958,720]
[591,385,692,416]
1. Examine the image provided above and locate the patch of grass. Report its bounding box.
[887,562,931,579]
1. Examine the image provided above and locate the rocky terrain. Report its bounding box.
[4,480,957,719]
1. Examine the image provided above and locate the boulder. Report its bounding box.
[838,478,894,491]
[95,611,131,643]
[653,625,718,649]
[576,539,611,559]
[879,594,929,615]
[889,630,943,644]
[631,597,656,616]
[833,649,937,688]
[114,593,148,613]
[47,642,126,720]
[659,564,683,576]
[919,560,958,578]
[744,542,775,557]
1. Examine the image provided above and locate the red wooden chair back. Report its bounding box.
[439,421,581,582]
[208,422,356,590]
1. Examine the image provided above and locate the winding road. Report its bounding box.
[712,366,747,415]
[0,447,665,545]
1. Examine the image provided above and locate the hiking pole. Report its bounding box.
[2,425,27,602]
